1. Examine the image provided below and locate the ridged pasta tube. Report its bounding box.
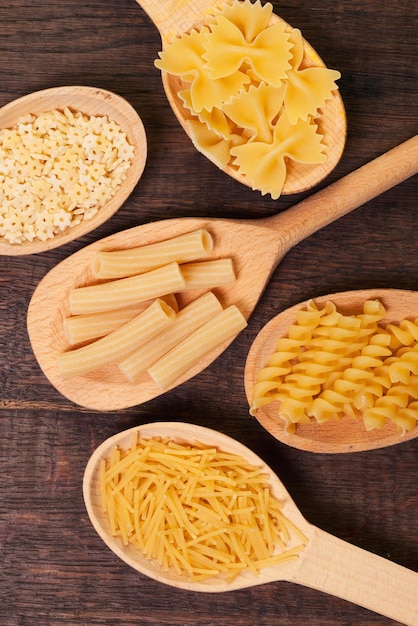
[148,305,247,389]
[69,262,186,315]
[91,229,214,279]
[58,298,176,379]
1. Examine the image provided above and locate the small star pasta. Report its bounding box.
[155,0,341,199]
[0,108,134,245]
[250,299,418,435]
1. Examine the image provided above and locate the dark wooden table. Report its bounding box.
[1,1,417,625]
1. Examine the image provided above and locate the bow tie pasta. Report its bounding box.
[155,0,341,199]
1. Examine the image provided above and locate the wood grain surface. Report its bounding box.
[0,1,417,625]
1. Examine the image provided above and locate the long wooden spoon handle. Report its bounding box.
[293,528,418,625]
[134,0,217,39]
[269,134,418,249]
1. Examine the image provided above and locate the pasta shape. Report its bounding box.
[100,433,307,582]
[155,27,251,113]
[250,299,418,435]
[211,0,273,44]
[185,119,244,169]
[230,113,326,199]
[154,0,341,200]
[58,228,247,390]
[118,292,223,382]
[148,305,247,390]
[223,83,285,143]
[91,228,214,280]
[203,15,292,85]
[180,90,231,138]
[284,29,341,124]
[58,298,176,379]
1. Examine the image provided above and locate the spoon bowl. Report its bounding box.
[0,86,147,255]
[245,289,418,453]
[135,0,346,195]
[83,422,418,625]
[27,134,418,413]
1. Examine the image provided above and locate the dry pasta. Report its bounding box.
[64,294,178,345]
[59,228,246,388]
[58,298,176,379]
[181,259,236,290]
[118,292,223,382]
[69,262,186,315]
[148,305,247,389]
[250,299,418,435]
[100,433,307,582]
[0,108,134,245]
[91,229,214,279]
[155,0,340,199]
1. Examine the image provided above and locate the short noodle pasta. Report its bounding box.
[250,299,418,435]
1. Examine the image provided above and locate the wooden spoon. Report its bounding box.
[83,421,418,625]
[134,0,347,194]
[27,134,418,412]
[244,289,418,453]
[0,86,147,255]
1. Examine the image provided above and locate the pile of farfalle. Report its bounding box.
[155,0,341,199]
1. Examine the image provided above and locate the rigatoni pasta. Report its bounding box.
[58,227,246,391]
[118,292,223,382]
[181,259,236,290]
[64,294,178,345]
[148,305,247,389]
[58,298,176,379]
[69,262,186,315]
[91,228,214,279]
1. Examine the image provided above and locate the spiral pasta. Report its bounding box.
[250,299,418,435]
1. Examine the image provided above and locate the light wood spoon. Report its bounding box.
[245,289,418,453]
[27,134,418,413]
[134,0,347,194]
[27,136,418,411]
[83,422,418,625]
[0,86,147,255]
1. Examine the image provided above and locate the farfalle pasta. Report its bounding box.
[250,299,418,435]
[155,0,341,199]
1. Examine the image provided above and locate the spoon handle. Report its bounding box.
[293,527,418,625]
[268,134,418,250]
[134,0,217,39]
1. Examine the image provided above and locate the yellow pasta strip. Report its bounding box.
[57,298,176,379]
[148,305,247,389]
[118,291,223,382]
[101,435,306,583]
[91,228,214,279]
[69,262,185,315]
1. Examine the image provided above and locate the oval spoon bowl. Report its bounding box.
[136,0,346,195]
[83,422,418,625]
[0,86,147,255]
[245,289,418,453]
[83,421,310,593]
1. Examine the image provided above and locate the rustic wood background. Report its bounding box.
[0,1,417,625]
